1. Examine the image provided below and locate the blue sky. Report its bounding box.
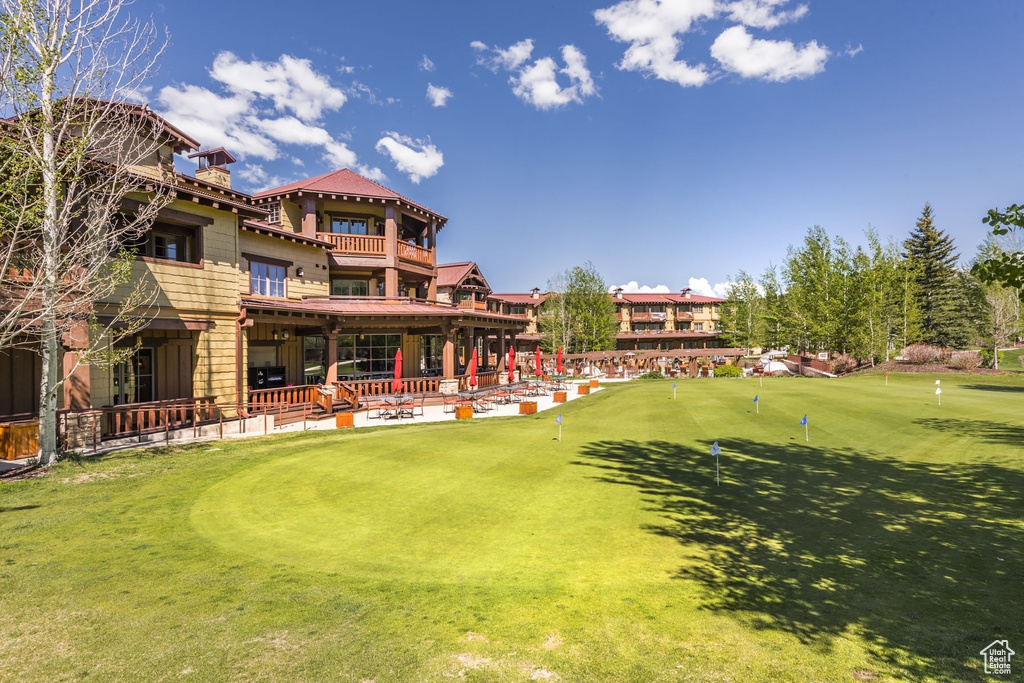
[140,0,1024,296]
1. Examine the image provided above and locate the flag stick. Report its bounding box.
[756,401,759,414]
[805,422,809,442]
[558,424,562,442]
[716,452,719,486]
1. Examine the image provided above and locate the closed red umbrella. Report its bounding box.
[535,346,542,377]
[392,348,404,393]
[556,347,563,375]
[507,347,515,383]
[468,347,478,388]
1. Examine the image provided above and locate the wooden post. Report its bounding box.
[301,197,317,237]
[443,326,456,378]
[165,409,169,445]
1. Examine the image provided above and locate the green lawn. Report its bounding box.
[1001,347,1023,371]
[1,374,1022,682]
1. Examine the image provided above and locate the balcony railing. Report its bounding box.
[397,242,434,266]
[457,299,488,311]
[316,233,386,256]
[632,311,667,322]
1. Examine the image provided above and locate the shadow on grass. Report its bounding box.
[914,418,1024,448]
[575,438,1024,681]
[962,383,1024,393]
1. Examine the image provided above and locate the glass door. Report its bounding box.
[112,348,154,404]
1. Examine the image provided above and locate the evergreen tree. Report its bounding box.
[902,204,970,347]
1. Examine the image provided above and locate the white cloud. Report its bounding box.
[375,132,444,183]
[156,52,392,192]
[688,277,733,298]
[711,25,828,81]
[594,0,833,87]
[722,0,808,29]
[845,43,864,58]
[209,52,346,122]
[419,55,435,72]
[594,0,717,87]
[345,80,398,106]
[610,281,671,293]
[426,83,453,107]
[474,40,597,110]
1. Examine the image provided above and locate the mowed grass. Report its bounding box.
[1,374,1022,682]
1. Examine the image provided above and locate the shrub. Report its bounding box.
[830,354,858,375]
[637,371,666,380]
[903,344,947,364]
[949,350,982,370]
[713,364,742,378]
[978,348,1003,369]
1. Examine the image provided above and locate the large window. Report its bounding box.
[330,217,369,235]
[132,222,199,264]
[421,335,444,375]
[331,279,369,296]
[336,334,403,378]
[250,261,286,297]
[694,305,705,313]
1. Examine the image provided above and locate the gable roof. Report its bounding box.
[438,261,490,290]
[489,292,548,305]
[252,168,446,225]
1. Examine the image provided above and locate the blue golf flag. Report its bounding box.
[673,383,677,390]
[753,395,759,403]
[711,441,720,456]
[800,415,808,426]
[556,414,562,424]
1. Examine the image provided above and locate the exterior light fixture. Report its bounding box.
[272,330,278,340]
[282,330,290,340]
[296,267,304,277]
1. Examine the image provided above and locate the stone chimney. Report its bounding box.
[681,287,692,300]
[530,287,541,300]
[614,287,624,300]
[188,147,236,189]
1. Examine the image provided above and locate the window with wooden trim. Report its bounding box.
[266,202,281,224]
[694,305,705,313]
[694,322,704,331]
[130,222,200,264]
[250,261,286,298]
[329,217,369,235]
[331,279,369,296]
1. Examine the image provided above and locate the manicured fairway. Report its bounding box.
[1,374,1022,682]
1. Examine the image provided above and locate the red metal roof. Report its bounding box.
[240,297,526,325]
[252,168,446,224]
[615,293,724,304]
[615,331,722,340]
[437,262,476,288]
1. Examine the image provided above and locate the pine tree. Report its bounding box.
[903,204,970,347]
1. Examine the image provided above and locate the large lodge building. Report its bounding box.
[0,110,724,429]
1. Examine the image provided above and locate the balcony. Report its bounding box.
[457,299,488,312]
[632,311,667,322]
[397,242,435,267]
[316,234,436,268]
[317,233,386,256]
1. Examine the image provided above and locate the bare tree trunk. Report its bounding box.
[38,64,59,465]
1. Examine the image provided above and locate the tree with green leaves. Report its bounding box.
[902,204,970,347]
[972,204,1024,296]
[539,262,617,354]
[758,265,786,351]
[852,230,920,363]
[1,0,169,464]
[720,270,764,355]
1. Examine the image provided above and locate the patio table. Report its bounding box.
[380,395,414,419]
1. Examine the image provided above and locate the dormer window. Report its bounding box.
[266,202,281,225]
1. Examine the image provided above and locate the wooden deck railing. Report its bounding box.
[101,396,219,439]
[316,233,386,256]
[334,377,440,398]
[457,299,488,311]
[248,385,317,408]
[459,370,500,390]
[397,242,434,266]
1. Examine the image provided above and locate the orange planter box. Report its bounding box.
[455,405,474,419]
[577,385,590,395]
[519,401,538,415]
[542,375,551,381]
[553,391,567,403]
[0,422,38,461]
[589,379,599,389]
[335,412,354,429]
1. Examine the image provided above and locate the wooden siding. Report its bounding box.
[0,349,41,416]
[238,231,330,300]
[102,199,240,316]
